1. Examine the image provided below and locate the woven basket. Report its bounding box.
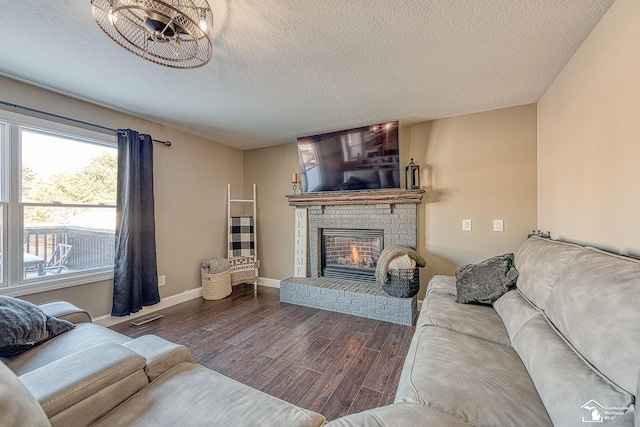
[382,268,420,298]
[231,269,257,286]
[202,269,231,300]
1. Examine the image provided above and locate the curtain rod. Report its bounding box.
[0,100,172,147]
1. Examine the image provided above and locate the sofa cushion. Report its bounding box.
[418,293,510,346]
[19,342,147,420]
[546,247,640,395]
[49,370,149,427]
[493,289,540,343]
[395,326,551,426]
[513,236,582,309]
[0,296,74,357]
[455,253,518,304]
[122,335,192,381]
[2,322,131,375]
[326,403,471,427]
[512,315,634,426]
[0,361,50,427]
[93,362,326,427]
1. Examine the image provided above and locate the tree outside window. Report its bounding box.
[20,128,117,281]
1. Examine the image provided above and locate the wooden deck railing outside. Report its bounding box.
[24,226,114,272]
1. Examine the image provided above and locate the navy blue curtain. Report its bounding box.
[112,129,160,316]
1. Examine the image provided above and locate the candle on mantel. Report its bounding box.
[292,172,298,183]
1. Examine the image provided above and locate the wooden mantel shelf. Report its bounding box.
[286,189,425,207]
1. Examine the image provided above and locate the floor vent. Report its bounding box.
[130,313,163,326]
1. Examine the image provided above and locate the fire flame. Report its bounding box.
[351,245,360,264]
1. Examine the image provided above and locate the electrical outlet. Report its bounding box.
[493,220,504,232]
[462,219,472,231]
[158,275,166,287]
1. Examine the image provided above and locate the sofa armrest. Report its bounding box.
[122,335,192,381]
[39,301,92,324]
[426,275,457,296]
[18,342,147,419]
[326,403,470,426]
[0,362,50,427]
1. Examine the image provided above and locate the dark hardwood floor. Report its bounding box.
[110,284,415,421]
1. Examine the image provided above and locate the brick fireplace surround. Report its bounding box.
[281,190,423,325]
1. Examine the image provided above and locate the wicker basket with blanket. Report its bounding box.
[375,244,426,298]
[383,268,420,297]
[201,258,231,300]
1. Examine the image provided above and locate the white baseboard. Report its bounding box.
[258,277,281,288]
[94,278,281,327]
[94,287,203,328]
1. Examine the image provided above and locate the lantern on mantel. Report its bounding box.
[405,158,420,190]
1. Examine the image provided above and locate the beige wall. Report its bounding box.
[407,105,538,297]
[245,105,538,298]
[537,0,640,256]
[243,143,300,280]
[0,76,243,318]
[2,83,538,311]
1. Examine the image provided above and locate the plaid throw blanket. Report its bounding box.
[229,216,255,258]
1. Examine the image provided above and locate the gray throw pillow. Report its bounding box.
[455,253,519,304]
[0,296,75,357]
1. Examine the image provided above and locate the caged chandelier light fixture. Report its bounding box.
[91,0,214,69]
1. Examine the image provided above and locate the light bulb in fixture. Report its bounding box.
[198,9,210,33]
[91,0,214,68]
[198,10,208,33]
[199,18,208,32]
[108,8,118,24]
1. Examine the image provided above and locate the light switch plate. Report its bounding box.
[462,219,472,231]
[493,220,504,232]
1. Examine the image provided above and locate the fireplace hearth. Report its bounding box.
[321,229,383,283]
[283,189,424,325]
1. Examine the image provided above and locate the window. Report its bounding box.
[0,110,117,295]
[297,141,321,192]
[341,132,363,162]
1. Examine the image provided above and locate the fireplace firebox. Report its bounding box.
[321,229,383,283]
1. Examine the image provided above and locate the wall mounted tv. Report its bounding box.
[297,121,400,193]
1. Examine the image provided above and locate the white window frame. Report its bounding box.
[0,109,117,297]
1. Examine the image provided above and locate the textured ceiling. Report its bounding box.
[0,1,615,149]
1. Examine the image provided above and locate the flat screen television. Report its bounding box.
[297,121,400,193]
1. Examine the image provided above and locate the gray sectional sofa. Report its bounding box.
[1,302,326,427]
[1,236,638,426]
[330,236,639,426]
